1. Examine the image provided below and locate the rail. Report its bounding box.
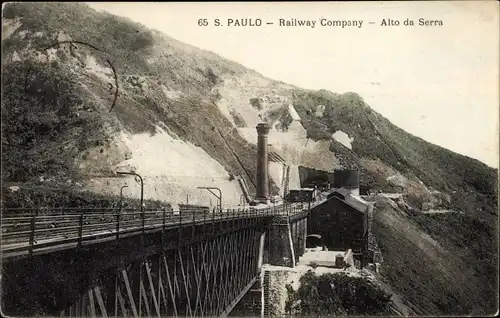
[1,203,308,258]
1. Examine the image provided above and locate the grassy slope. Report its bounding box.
[1,60,105,183]
[1,2,279,199]
[1,182,170,211]
[292,90,497,198]
[373,198,497,315]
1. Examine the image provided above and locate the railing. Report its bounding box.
[1,203,308,257]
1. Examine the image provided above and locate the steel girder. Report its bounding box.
[59,225,262,317]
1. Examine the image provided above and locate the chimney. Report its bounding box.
[256,123,271,203]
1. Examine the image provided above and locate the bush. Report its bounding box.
[3,2,154,75]
[2,183,170,211]
[1,59,105,183]
[285,271,393,316]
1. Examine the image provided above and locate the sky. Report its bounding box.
[88,1,499,168]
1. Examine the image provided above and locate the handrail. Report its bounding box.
[1,203,309,256]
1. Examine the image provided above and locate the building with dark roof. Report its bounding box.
[308,188,370,261]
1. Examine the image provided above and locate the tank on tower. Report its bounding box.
[333,169,360,195]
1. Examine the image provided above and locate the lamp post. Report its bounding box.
[240,194,246,210]
[119,185,128,212]
[117,171,146,260]
[197,187,222,212]
[116,171,144,212]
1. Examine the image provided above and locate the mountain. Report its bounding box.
[1,2,498,316]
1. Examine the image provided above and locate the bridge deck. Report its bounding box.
[1,203,309,259]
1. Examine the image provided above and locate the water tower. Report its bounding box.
[333,169,360,195]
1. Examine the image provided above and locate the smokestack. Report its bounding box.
[256,123,271,203]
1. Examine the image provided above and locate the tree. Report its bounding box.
[286,271,393,316]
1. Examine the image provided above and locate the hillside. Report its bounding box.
[1,2,498,316]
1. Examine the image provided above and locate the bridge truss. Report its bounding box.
[60,227,260,317]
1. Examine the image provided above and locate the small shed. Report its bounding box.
[306,234,324,249]
[335,253,345,268]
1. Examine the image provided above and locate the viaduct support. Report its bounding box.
[289,218,307,262]
[265,214,308,267]
[267,222,294,267]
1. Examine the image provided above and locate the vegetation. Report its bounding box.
[3,2,154,74]
[1,60,106,183]
[230,109,247,127]
[2,2,281,204]
[292,89,497,202]
[373,199,497,315]
[285,271,393,316]
[2,183,170,212]
[413,212,498,310]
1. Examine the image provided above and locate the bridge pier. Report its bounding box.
[292,221,299,262]
[289,218,308,263]
[266,221,294,267]
[265,214,309,267]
